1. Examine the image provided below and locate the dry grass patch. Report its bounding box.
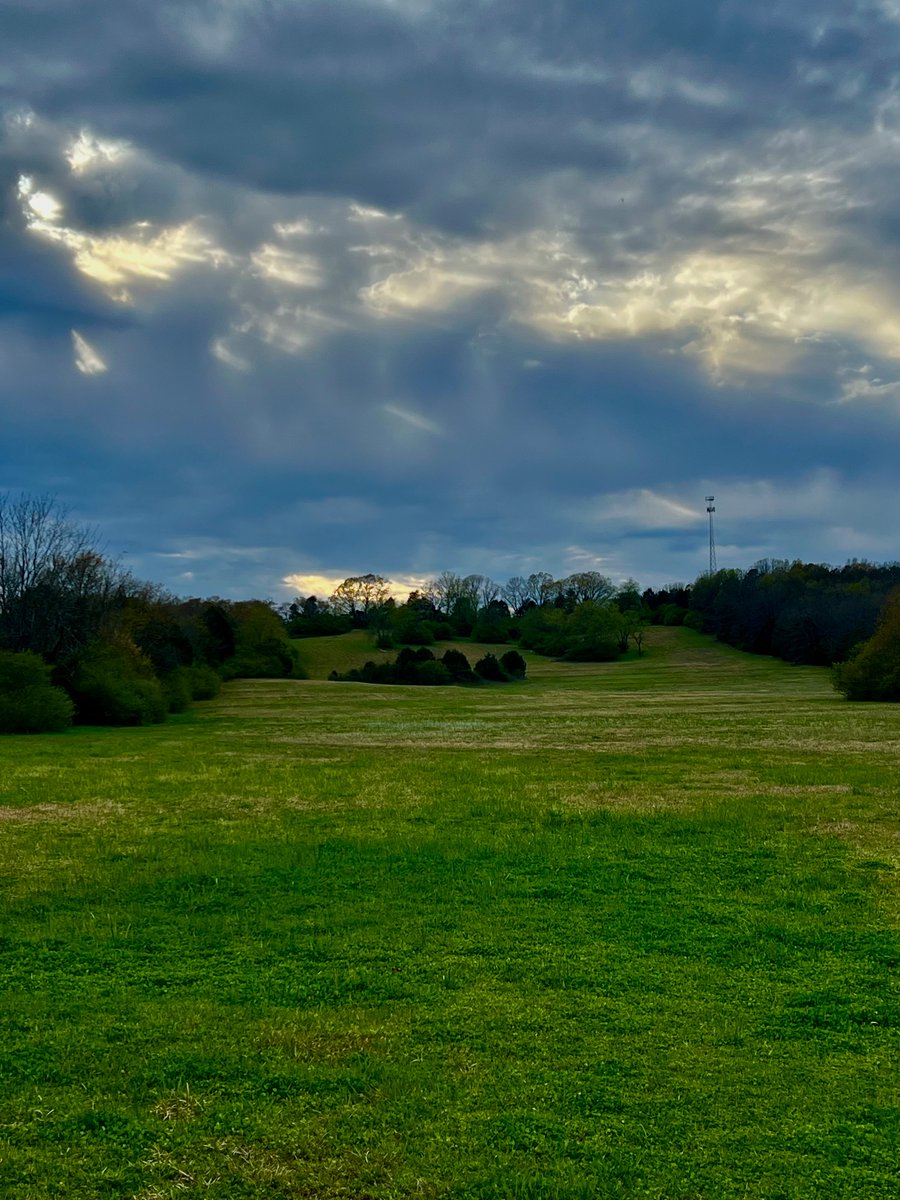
[0,799,125,824]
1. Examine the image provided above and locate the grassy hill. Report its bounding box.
[2,627,898,1198]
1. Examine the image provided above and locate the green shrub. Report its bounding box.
[441,648,476,681]
[413,659,452,685]
[160,667,192,714]
[186,663,221,700]
[69,638,167,726]
[500,649,527,678]
[474,653,505,681]
[0,650,74,733]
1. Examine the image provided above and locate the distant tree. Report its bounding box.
[833,588,900,700]
[501,576,530,614]
[472,598,512,642]
[565,571,617,606]
[329,574,391,623]
[387,598,439,646]
[562,601,624,661]
[473,576,501,608]
[284,594,352,637]
[518,605,570,656]
[428,571,463,615]
[221,601,304,679]
[201,603,237,664]
[614,579,643,612]
[369,601,398,649]
[405,590,439,620]
[0,493,140,664]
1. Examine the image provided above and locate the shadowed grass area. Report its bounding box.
[1,628,898,1198]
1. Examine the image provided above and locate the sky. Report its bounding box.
[2,0,900,601]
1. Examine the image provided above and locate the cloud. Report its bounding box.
[281,571,432,601]
[383,404,444,435]
[582,489,704,531]
[3,0,900,598]
[71,329,107,374]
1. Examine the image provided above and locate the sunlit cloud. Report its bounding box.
[838,365,900,405]
[71,330,107,375]
[361,222,900,379]
[251,244,322,288]
[65,129,130,173]
[17,112,900,385]
[21,196,231,297]
[5,2,900,600]
[383,404,444,435]
[211,338,252,372]
[281,571,431,601]
[17,175,63,222]
[582,489,703,531]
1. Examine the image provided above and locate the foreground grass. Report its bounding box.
[1,628,898,1198]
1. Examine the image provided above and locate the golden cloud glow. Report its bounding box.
[21,116,900,385]
[281,572,431,601]
[19,172,231,299]
[18,175,62,221]
[65,130,130,173]
[360,218,900,379]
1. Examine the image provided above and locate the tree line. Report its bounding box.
[284,570,647,661]
[0,494,303,732]
[641,559,900,700]
[3,493,899,731]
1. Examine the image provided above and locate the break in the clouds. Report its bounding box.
[1,0,899,598]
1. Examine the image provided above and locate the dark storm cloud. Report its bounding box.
[3,0,900,594]
[7,0,888,229]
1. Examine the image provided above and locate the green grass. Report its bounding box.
[1,627,899,1198]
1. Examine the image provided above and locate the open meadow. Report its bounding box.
[1,627,899,1199]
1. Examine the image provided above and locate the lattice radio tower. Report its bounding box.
[705,495,717,575]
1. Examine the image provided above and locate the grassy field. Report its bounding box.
[1,627,899,1198]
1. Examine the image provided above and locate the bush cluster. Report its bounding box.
[329,647,527,687]
[0,650,74,733]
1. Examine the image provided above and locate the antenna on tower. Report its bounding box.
[705,495,717,575]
